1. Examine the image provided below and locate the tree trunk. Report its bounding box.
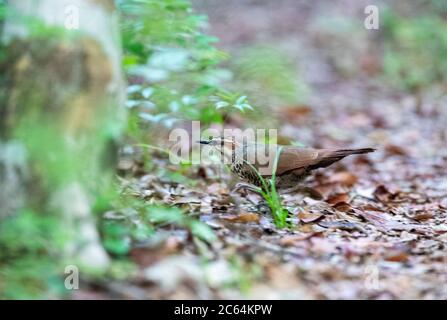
[0,0,125,269]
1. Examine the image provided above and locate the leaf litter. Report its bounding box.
[81,0,447,300]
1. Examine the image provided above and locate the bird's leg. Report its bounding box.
[228,191,244,214]
[229,183,265,213]
[281,185,323,200]
[231,182,263,196]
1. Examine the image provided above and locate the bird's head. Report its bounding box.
[197,136,238,150]
[197,137,241,164]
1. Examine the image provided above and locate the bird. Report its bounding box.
[198,137,375,198]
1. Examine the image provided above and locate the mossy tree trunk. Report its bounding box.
[0,0,125,272]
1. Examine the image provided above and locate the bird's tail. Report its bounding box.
[331,148,376,157]
[309,148,375,170]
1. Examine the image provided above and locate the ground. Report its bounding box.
[76,0,447,299]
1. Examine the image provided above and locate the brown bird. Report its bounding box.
[199,137,375,197]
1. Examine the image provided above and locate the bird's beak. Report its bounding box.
[197,140,210,145]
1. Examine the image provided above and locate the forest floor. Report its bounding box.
[77,0,447,299]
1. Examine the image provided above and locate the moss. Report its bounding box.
[0,35,114,133]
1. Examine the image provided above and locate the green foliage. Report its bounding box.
[119,0,253,136]
[383,11,447,91]
[101,203,216,256]
[147,206,216,242]
[12,113,119,206]
[0,0,7,30]
[0,210,67,258]
[102,221,133,256]
[213,91,253,112]
[0,210,68,299]
[0,0,5,23]
[0,256,67,299]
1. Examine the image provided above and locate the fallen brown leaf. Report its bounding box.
[296,223,320,233]
[222,212,260,223]
[298,211,325,224]
[318,220,365,232]
[280,232,323,246]
[207,182,227,194]
[412,212,435,221]
[385,144,408,156]
[326,193,350,205]
[358,210,426,233]
[385,250,409,262]
[361,204,383,211]
[332,201,353,212]
[373,184,399,203]
[329,172,358,187]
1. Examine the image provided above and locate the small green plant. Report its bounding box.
[212,91,253,112]
[244,146,290,229]
[145,206,216,244]
[101,199,216,257]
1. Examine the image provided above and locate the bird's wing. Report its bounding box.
[277,147,375,175]
[276,147,324,175]
[245,143,374,177]
[249,145,324,177]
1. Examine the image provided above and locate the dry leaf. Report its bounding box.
[318,220,364,232]
[412,212,435,221]
[385,144,408,156]
[326,193,350,205]
[207,182,227,194]
[329,172,358,186]
[373,185,398,203]
[358,210,426,233]
[222,212,260,223]
[361,204,383,211]
[298,211,325,224]
[280,232,323,246]
[385,250,409,262]
[332,201,353,212]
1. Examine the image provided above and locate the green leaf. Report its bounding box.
[189,220,216,243]
[215,101,229,109]
[147,206,184,224]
